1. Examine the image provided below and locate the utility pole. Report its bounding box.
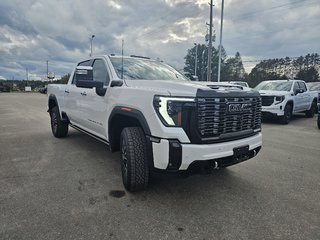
[194,43,198,78]
[89,35,95,57]
[202,49,206,81]
[46,60,49,79]
[26,68,28,81]
[207,0,214,82]
[217,0,224,82]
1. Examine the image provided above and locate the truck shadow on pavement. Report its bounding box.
[262,113,310,124]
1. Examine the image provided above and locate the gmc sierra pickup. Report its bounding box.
[255,79,318,124]
[47,55,262,191]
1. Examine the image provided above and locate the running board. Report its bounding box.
[70,124,109,146]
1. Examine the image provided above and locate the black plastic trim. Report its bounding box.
[187,146,262,172]
[166,140,182,171]
[109,106,151,135]
[146,136,155,170]
[70,124,109,145]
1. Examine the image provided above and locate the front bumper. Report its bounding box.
[261,105,285,116]
[151,133,262,170]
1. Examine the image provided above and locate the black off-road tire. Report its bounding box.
[306,101,316,118]
[120,127,149,192]
[318,118,320,129]
[279,104,292,124]
[50,106,69,138]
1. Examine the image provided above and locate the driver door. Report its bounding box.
[79,58,110,139]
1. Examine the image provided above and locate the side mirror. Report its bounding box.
[191,75,199,81]
[295,89,304,95]
[75,66,107,96]
[110,80,123,87]
[75,66,93,82]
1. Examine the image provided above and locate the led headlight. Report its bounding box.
[153,96,195,126]
[275,95,285,105]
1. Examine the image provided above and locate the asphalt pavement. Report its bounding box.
[0,93,319,240]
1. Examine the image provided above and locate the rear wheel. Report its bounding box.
[306,101,316,118]
[50,106,68,138]
[318,117,320,129]
[279,104,292,124]
[120,127,149,192]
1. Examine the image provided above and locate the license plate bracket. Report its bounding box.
[233,145,250,161]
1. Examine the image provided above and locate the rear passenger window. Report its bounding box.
[92,59,110,85]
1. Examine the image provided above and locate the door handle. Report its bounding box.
[81,92,87,96]
[65,90,70,93]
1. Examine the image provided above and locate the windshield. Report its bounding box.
[230,82,248,87]
[110,57,188,81]
[254,81,293,91]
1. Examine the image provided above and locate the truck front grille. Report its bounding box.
[196,97,261,141]
[261,96,274,106]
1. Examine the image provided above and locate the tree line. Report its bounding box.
[183,45,320,87]
[0,74,70,92]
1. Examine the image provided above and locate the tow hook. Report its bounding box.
[253,149,257,157]
[213,161,219,170]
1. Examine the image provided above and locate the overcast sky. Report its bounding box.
[0,0,319,80]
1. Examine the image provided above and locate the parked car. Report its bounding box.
[254,79,318,124]
[38,87,47,94]
[47,54,262,191]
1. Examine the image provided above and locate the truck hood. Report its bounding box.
[124,80,254,97]
[258,90,290,96]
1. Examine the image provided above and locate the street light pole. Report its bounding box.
[194,43,198,78]
[217,0,224,82]
[207,0,213,82]
[89,35,95,57]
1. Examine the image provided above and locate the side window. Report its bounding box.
[293,82,299,92]
[92,59,110,85]
[72,60,91,84]
[298,82,307,92]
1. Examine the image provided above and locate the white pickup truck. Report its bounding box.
[47,55,262,191]
[255,79,318,124]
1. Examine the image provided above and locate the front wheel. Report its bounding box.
[120,127,149,192]
[279,104,292,124]
[318,118,320,129]
[50,106,68,138]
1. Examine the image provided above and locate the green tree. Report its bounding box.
[183,44,227,81]
[221,52,245,81]
[58,74,71,84]
[295,67,319,82]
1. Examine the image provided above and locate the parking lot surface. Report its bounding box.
[1,93,320,240]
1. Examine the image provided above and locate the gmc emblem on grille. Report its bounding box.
[228,103,252,113]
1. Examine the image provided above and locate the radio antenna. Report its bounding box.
[121,39,124,79]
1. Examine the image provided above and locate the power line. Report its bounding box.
[139,0,317,40]
[233,0,318,21]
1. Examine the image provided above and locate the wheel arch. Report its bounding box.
[48,94,58,113]
[286,100,294,109]
[108,106,151,153]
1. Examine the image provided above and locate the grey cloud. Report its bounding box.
[0,0,319,79]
